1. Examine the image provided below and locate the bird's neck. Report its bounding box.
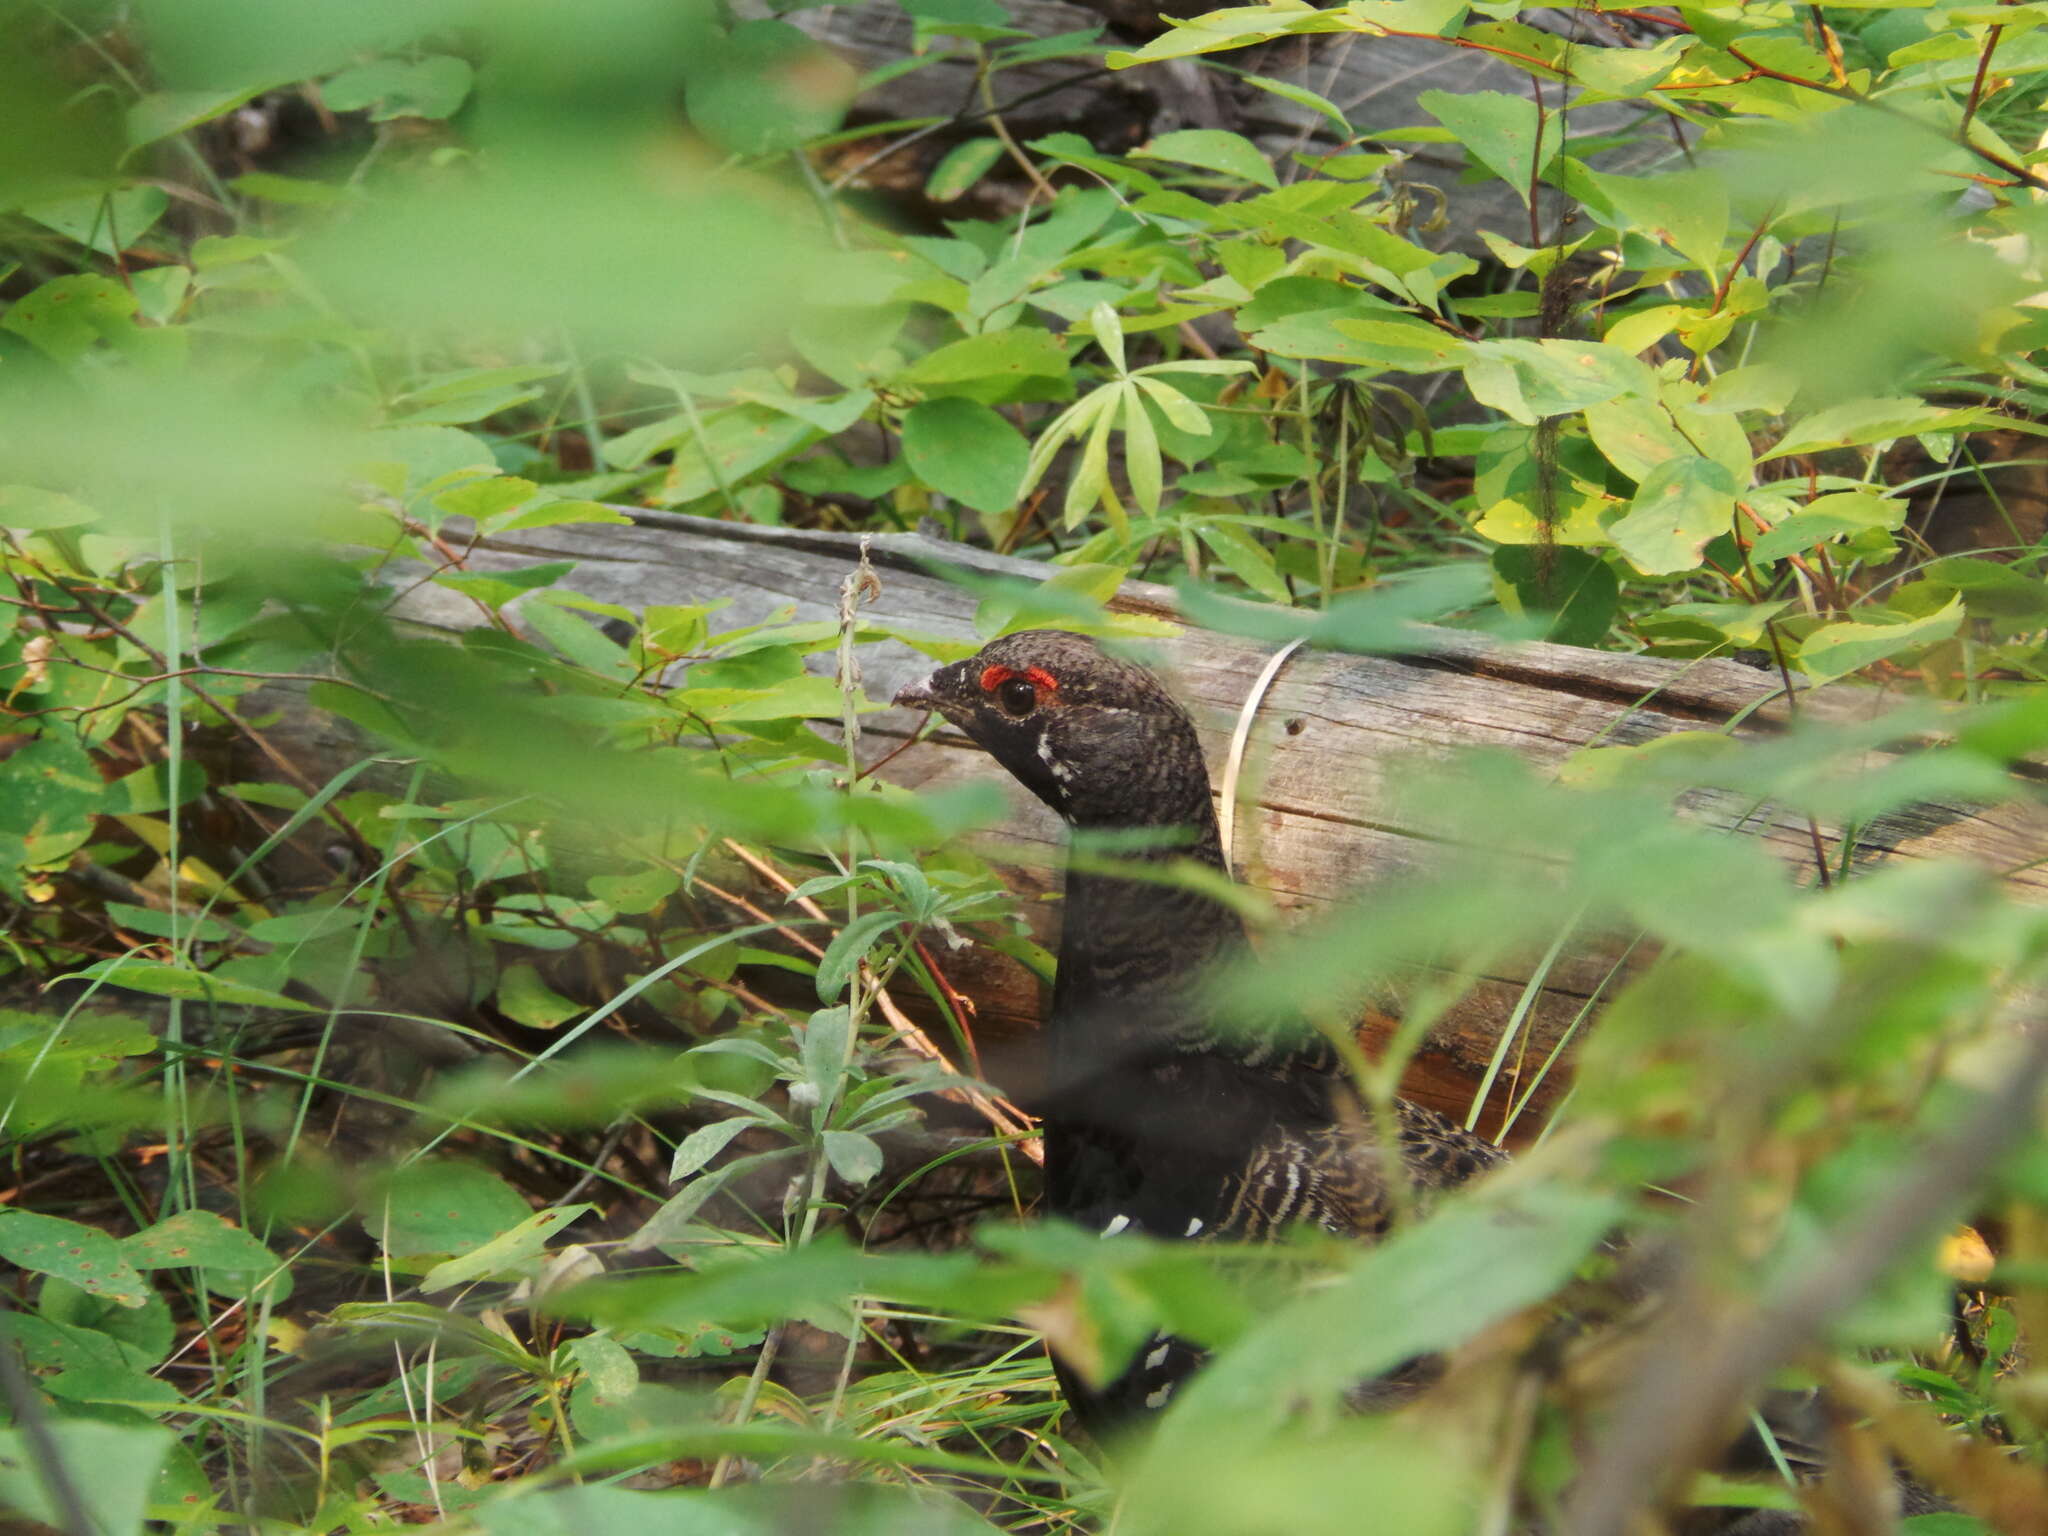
[1051,776,1250,1049]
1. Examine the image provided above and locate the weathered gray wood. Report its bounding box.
[389,512,2048,1135]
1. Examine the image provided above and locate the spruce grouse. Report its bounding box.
[893,629,1960,1530]
[893,628,1506,1430]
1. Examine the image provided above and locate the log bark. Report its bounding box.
[390,513,2048,1134]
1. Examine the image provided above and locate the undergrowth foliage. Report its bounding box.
[1,1,2048,1532]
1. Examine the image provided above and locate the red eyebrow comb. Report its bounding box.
[980,665,1059,692]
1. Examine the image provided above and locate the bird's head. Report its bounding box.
[892,629,1212,829]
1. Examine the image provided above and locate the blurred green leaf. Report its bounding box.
[23,186,170,257]
[323,54,474,120]
[686,21,852,155]
[1149,1183,1618,1448]
[0,1421,173,1536]
[372,1160,535,1259]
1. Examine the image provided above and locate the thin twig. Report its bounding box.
[1961,9,2011,135]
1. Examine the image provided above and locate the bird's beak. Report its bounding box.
[893,672,939,711]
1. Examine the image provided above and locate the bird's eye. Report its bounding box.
[997,677,1039,717]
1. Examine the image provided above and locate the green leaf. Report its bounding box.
[1,274,138,363]
[1241,73,1348,129]
[372,1160,535,1259]
[2,1310,183,1411]
[497,962,582,1029]
[1105,0,1347,67]
[523,595,633,675]
[1133,376,1214,436]
[671,673,848,723]
[1585,383,1752,487]
[1569,34,1688,97]
[670,1117,763,1181]
[900,0,1030,43]
[1904,556,2048,621]
[125,1210,290,1301]
[1586,168,1731,274]
[421,1206,593,1293]
[1748,492,1904,564]
[39,1276,174,1364]
[802,1005,856,1096]
[898,328,1071,395]
[816,910,902,1001]
[1132,129,1279,190]
[634,1150,801,1250]
[821,1130,885,1186]
[926,137,1005,201]
[0,1210,151,1307]
[1147,1184,1617,1452]
[1324,316,1470,370]
[0,1422,173,1536]
[731,383,875,435]
[1121,381,1163,515]
[609,405,817,504]
[1066,381,1124,530]
[588,866,680,916]
[60,959,302,1011]
[1088,301,1127,375]
[0,485,98,530]
[1249,308,1466,370]
[1462,339,1650,424]
[1195,521,1290,603]
[1763,399,1984,460]
[23,186,170,258]
[1609,455,1739,575]
[324,55,475,120]
[103,902,238,944]
[568,1331,640,1401]
[1492,545,1620,647]
[1417,89,1557,201]
[1799,596,1965,683]
[0,733,105,876]
[901,398,1030,514]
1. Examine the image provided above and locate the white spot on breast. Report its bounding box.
[1145,1384,1174,1409]
[1184,1217,1204,1236]
[1036,734,1073,784]
[1100,1214,1130,1238]
[1146,1343,1171,1369]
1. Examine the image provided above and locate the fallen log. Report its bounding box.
[389,513,2048,1133]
